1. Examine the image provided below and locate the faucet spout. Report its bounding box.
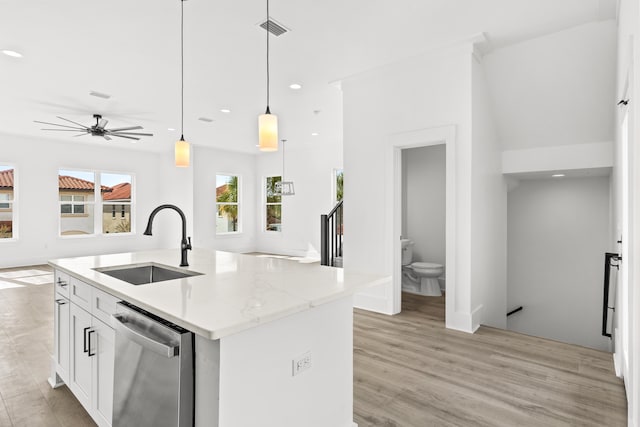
[143,204,192,267]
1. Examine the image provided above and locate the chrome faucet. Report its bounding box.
[143,204,192,267]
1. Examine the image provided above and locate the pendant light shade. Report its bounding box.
[258,0,278,152]
[175,0,190,167]
[259,109,278,152]
[175,136,190,167]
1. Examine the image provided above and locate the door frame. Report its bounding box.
[390,125,456,318]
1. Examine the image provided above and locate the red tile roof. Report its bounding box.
[216,184,228,198]
[58,175,110,192]
[103,182,131,201]
[0,169,13,188]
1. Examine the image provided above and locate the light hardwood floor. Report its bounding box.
[354,292,627,426]
[0,265,627,426]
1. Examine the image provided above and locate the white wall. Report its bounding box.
[614,0,640,423]
[502,142,614,175]
[471,56,507,329]
[483,20,617,150]
[342,46,476,330]
[254,138,343,258]
[193,146,257,253]
[401,144,446,268]
[507,176,611,351]
[0,133,163,268]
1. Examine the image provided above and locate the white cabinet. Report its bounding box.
[69,302,92,409]
[53,294,70,384]
[92,318,115,427]
[50,270,71,388]
[51,270,119,427]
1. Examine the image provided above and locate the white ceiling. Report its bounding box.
[0,0,616,154]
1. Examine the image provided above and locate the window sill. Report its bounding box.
[215,232,244,239]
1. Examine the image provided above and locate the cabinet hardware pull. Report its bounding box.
[83,327,91,353]
[87,330,96,357]
[55,299,67,305]
[57,278,68,287]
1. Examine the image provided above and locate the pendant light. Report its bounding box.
[278,139,295,195]
[258,0,278,152]
[175,0,190,167]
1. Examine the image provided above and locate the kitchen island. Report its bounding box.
[48,249,387,427]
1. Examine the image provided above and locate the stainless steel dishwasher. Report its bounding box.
[111,301,193,427]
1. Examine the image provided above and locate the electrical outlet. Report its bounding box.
[292,351,312,376]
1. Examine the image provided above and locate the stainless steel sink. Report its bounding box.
[94,263,203,285]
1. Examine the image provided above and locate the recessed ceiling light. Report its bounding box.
[168,128,176,131]
[2,50,22,58]
[552,174,565,178]
[89,91,111,99]
[198,117,214,122]
[311,132,319,136]
[289,83,302,90]
[220,109,231,113]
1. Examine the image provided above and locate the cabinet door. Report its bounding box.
[54,296,70,383]
[69,303,92,411]
[91,318,115,427]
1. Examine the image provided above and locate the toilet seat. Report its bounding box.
[411,262,442,269]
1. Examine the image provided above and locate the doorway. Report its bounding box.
[390,125,457,327]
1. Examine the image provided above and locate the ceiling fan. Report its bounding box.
[35,114,153,141]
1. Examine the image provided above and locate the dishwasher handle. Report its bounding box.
[112,313,179,358]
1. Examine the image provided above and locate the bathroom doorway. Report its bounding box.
[390,125,457,327]
[400,144,446,317]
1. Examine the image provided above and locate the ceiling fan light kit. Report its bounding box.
[258,0,278,152]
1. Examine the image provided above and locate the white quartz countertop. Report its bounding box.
[49,249,388,340]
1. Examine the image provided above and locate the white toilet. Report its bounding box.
[401,239,443,296]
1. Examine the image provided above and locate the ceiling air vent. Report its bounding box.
[259,18,289,37]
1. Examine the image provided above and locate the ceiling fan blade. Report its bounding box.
[107,125,143,132]
[110,134,140,140]
[34,120,86,130]
[40,128,87,131]
[103,135,112,141]
[111,132,154,137]
[98,119,108,129]
[73,133,89,137]
[56,116,90,128]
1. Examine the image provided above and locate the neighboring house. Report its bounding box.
[0,169,13,237]
[58,175,107,235]
[102,182,131,234]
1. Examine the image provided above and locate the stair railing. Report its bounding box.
[321,200,343,267]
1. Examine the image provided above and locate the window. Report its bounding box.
[101,173,132,234]
[265,176,282,232]
[216,174,240,233]
[335,169,344,202]
[0,165,15,239]
[59,169,133,236]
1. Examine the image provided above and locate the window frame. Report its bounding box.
[0,164,17,242]
[58,168,135,238]
[215,173,242,235]
[264,175,282,233]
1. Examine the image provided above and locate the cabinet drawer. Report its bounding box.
[70,277,92,312]
[54,270,70,298]
[92,287,120,325]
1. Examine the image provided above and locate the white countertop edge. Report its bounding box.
[48,250,390,340]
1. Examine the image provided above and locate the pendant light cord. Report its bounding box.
[180,0,185,140]
[265,0,270,113]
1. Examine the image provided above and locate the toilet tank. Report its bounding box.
[401,239,414,265]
